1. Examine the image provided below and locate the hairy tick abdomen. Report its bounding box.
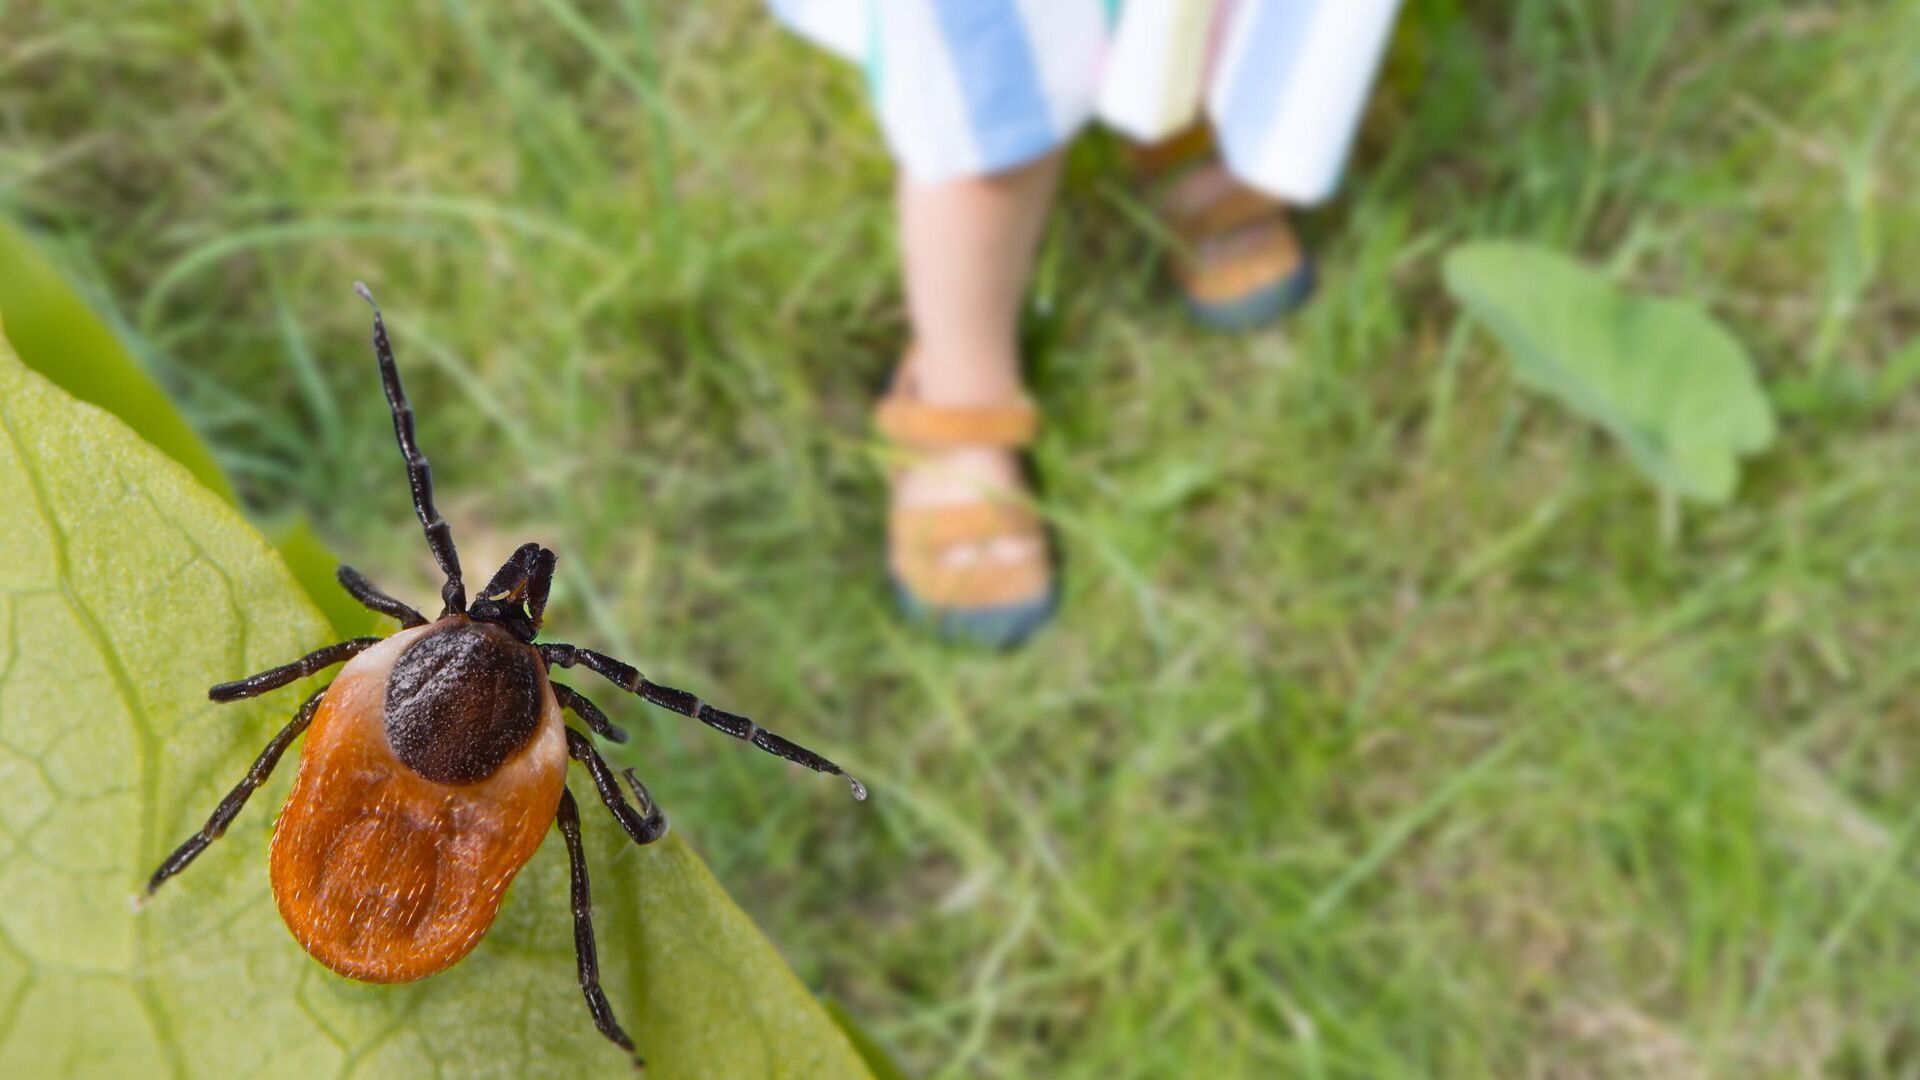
[270,624,569,983]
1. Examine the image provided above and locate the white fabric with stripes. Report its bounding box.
[769,0,1402,204]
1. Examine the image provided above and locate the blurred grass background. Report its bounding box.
[5,0,1920,1075]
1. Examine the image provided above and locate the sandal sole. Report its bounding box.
[1185,258,1317,332]
[890,575,1058,650]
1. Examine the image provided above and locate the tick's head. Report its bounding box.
[467,542,556,643]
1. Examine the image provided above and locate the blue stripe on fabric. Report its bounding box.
[864,0,883,92]
[1220,0,1313,165]
[926,0,1062,173]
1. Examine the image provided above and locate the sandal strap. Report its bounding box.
[1167,182,1284,245]
[1130,124,1286,245]
[876,396,1038,449]
[895,548,1053,609]
[1180,219,1304,304]
[1128,122,1215,182]
[891,501,1040,548]
[889,503,1050,608]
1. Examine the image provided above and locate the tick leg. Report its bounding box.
[356,282,466,617]
[556,787,645,1069]
[542,644,866,801]
[146,687,325,895]
[336,565,427,628]
[208,637,383,702]
[553,683,629,743]
[566,728,667,845]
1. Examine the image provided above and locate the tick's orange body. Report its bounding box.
[144,287,861,1067]
[268,624,567,982]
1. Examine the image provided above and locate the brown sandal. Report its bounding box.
[1132,124,1315,330]
[875,366,1057,647]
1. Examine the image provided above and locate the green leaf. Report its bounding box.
[1443,242,1776,504]
[0,218,234,503]
[0,218,370,639]
[0,326,873,1078]
[262,514,384,639]
[824,1000,914,1080]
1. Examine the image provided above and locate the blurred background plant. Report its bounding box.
[3,0,1919,1075]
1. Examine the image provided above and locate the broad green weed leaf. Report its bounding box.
[1444,242,1775,503]
[264,515,383,638]
[0,219,369,638]
[0,218,233,503]
[824,1000,913,1080]
[0,327,872,1078]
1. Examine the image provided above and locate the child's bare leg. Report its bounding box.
[894,151,1062,568]
[901,151,1061,406]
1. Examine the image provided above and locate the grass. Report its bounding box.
[6,0,1920,1075]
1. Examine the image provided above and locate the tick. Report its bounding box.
[144,283,864,1069]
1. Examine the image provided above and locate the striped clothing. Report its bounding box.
[769,0,1400,204]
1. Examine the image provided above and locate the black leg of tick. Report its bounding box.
[542,644,866,801]
[555,787,644,1069]
[565,728,668,845]
[336,565,427,628]
[146,687,326,895]
[553,683,629,743]
[208,638,383,702]
[356,282,465,617]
